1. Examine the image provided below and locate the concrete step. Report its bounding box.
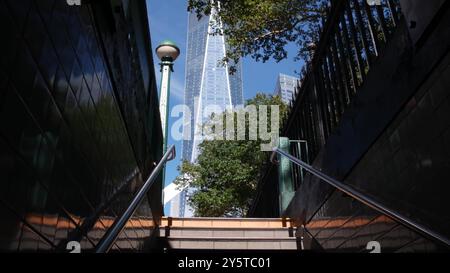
[165,236,300,250]
[159,217,300,250]
[159,227,296,238]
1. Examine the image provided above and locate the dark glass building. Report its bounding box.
[0,0,163,252]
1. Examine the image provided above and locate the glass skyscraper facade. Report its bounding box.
[274,73,299,105]
[170,10,244,217]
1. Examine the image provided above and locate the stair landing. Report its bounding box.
[161,217,295,228]
[159,217,300,250]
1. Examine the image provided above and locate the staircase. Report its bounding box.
[158,217,301,250]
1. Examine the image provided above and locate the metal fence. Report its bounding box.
[283,0,401,165]
[250,0,402,217]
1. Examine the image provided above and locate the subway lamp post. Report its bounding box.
[156,40,180,154]
[156,40,180,191]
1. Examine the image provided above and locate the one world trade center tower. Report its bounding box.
[170,7,244,217]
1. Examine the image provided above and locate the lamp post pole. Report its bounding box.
[159,59,173,152]
[156,40,180,193]
[156,40,180,153]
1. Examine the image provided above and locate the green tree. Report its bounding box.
[175,94,288,217]
[188,0,326,72]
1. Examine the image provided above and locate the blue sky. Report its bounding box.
[146,0,304,214]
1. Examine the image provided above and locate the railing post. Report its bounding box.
[311,70,327,146]
[277,137,295,215]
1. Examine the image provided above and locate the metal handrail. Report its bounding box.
[95,145,176,253]
[271,147,450,247]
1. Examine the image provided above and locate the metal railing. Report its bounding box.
[95,145,176,253]
[289,140,309,190]
[271,147,450,248]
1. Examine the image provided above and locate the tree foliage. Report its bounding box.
[188,0,327,72]
[175,94,287,217]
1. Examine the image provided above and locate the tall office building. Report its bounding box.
[274,73,300,105]
[170,9,244,217]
